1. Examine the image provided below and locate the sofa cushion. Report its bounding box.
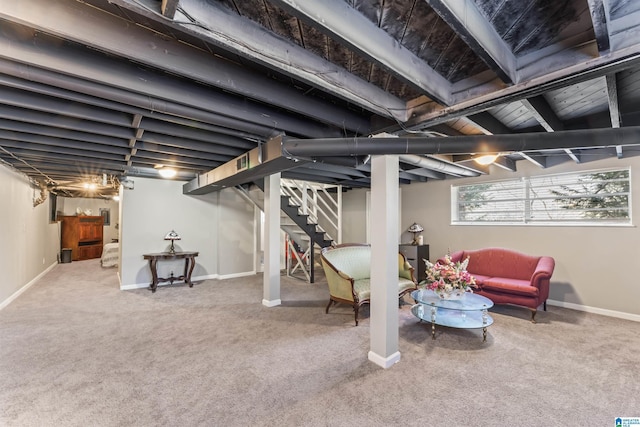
[470,273,492,287]
[463,248,541,280]
[482,277,539,297]
[353,279,371,301]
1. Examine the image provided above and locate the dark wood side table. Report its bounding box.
[143,251,199,293]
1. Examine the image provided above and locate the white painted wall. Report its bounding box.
[217,188,256,277]
[344,156,640,318]
[342,188,368,243]
[118,178,255,289]
[58,197,120,242]
[0,166,59,308]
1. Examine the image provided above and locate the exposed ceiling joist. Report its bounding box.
[609,10,640,50]
[0,0,369,134]
[467,112,511,135]
[606,74,622,128]
[109,0,408,122]
[522,96,564,132]
[0,44,293,138]
[3,0,640,193]
[0,118,130,146]
[0,139,127,159]
[401,46,640,133]
[564,149,582,163]
[131,114,143,129]
[425,0,517,84]
[161,0,179,19]
[493,156,517,172]
[522,94,583,163]
[0,83,133,128]
[271,0,452,105]
[518,152,547,168]
[606,73,623,158]
[587,0,610,53]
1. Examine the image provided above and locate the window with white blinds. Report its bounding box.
[451,168,631,225]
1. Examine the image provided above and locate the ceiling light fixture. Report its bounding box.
[158,167,177,178]
[474,154,499,165]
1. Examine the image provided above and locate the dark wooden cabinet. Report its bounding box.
[60,216,104,261]
[399,244,430,282]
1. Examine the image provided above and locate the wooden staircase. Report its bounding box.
[237,178,342,282]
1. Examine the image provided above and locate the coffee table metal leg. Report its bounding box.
[482,308,489,342]
[431,305,436,340]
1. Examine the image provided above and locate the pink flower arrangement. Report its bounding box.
[421,255,476,296]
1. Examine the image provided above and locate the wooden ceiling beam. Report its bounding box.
[493,156,517,172]
[161,0,179,19]
[521,95,583,163]
[0,0,371,134]
[605,73,623,158]
[268,0,452,106]
[426,0,517,84]
[606,74,622,128]
[400,46,640,134]
[587,0,611,53]
[521,95,564,132]
[150,0,405,122]
[467,112,512,135]
[518,152,547,168]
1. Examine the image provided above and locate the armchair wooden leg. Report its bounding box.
[325,299,336,314]
[544,301,547,311]
[530,309,537,323]
[354,305,359,326]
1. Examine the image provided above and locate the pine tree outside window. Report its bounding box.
[451,168,631,226]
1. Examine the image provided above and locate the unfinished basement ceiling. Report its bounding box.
[1,0,640,196]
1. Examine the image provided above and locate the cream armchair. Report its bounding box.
[320,243,417,326]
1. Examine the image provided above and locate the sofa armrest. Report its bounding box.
[398,253,416,283]
[530,256,555,301]
[321,259,356,302]
[440,250,464,264]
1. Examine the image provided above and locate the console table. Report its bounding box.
[143,251,199,293]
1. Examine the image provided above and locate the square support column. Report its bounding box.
[263,173,281,307]
[368,155,401,368]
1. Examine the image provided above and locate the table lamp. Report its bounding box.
[164,230,181,254]
[407,222,424,245]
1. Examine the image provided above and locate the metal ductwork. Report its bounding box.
[183,127,640,195]
[183,135,307,195]
[399,155,479,177]
[281,127,640,157]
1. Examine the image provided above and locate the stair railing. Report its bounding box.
[281,179,342,245]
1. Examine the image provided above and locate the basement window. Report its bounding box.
[451,167,632,226]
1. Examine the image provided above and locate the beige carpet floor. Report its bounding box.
[1,259,639,426]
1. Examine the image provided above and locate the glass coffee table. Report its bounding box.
[411,289,494,342]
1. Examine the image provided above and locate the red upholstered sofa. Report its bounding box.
[440,248,555,322]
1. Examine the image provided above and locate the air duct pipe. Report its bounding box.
[399,154,478,177]
[281,127,640,157]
